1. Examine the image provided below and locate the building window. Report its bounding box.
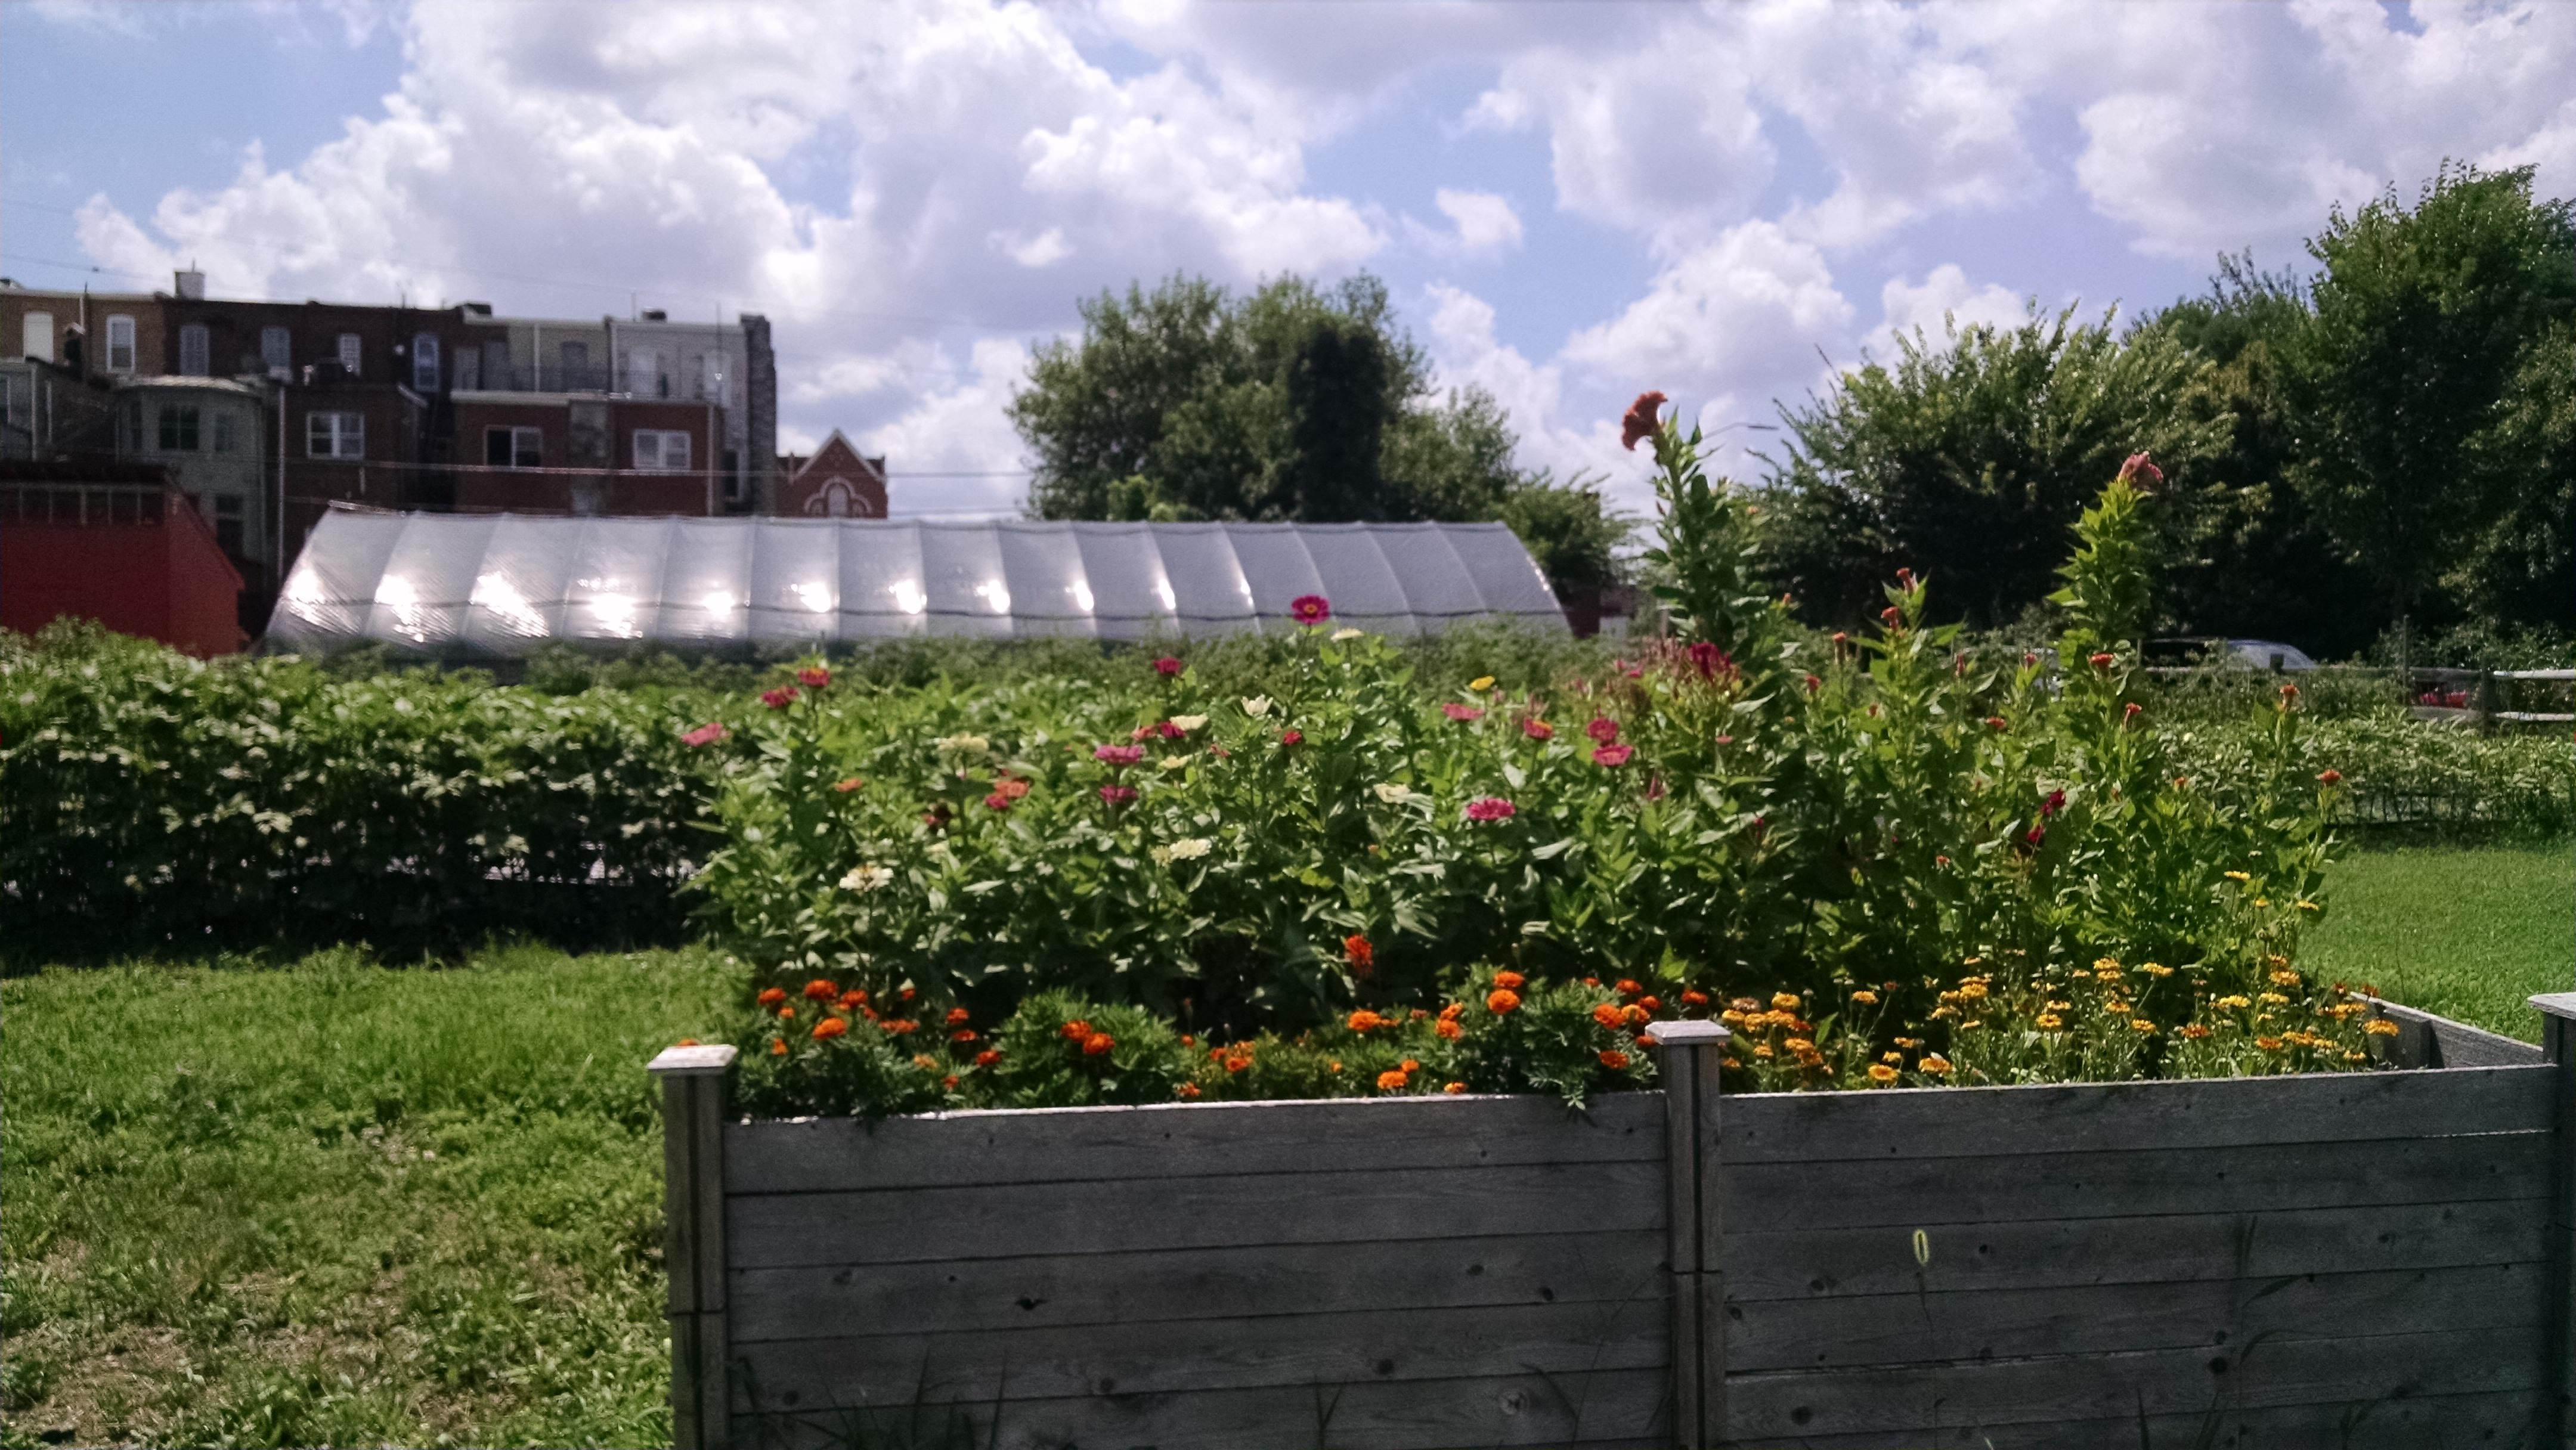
[411,333,441,392]
[485,426,543,469]
[212,411,238,453]
[454,346,481,392]
[179,324,210,377]
[628,348,663,397]
[633,429,691,472]
[261,327,292,374]
[308,410,365,458]
[212,494,244,556]
[106,315,139,372]
[559,340,589,390]
[158,403,202,452]
[694,354,729,408]
[21,312,54,362]
[336,334,362,377]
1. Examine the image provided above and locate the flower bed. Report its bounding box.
[688,408,2387,1114]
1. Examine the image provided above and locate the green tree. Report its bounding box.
[2282,162,2576,642]
[1761,303,2229,628]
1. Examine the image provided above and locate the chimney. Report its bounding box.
[175,268,207,301]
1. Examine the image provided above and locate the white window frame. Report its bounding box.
[106,315,139,372]
[336,333,362,377]
[178,323,209,377]
[632,429,691,472]
[308,410,365,459]
[485,425,543,469]
[261,327,292,375]
[411,333,441,392]
[22,312,55,362]
[628,348,661,397]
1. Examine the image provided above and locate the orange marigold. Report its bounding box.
[1061,1020,1092,1040]
[1486,989,1522,1015]
[951,1029,978,1043]
[812,1017,849,1041]
[1598,1049,1630,1070]
[1082,1032,1115,1056]
[1591,1002,1627,1030]
[1176,1083,1202,1099]
[804,979,837,1002]
[1622,1003,1651,1027]
[1442,1082,1468,1095]
[1680,989,1710,1007]
[1400,1058,1420,1073]
[769,1038,788,1056]
[1348,1009,1388,1033]
[1376,1069,1410,1092]
[1638,995,1662,1014]
[757,987,787,1007]
[1614,978,1643,997]
[973,1049,1002,1067]
[945,1006,971,1026]
[838,990,868,1009]
[1434,1018,1463,1040]
[1493,970,1527,991]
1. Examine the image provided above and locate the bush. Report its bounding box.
[694,419,2388,1113]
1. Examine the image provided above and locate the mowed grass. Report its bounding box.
[0,945,736,1449]
[2306,839,2574,1042]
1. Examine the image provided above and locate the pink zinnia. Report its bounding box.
[796,667,831,689]
[1280,729,1304,746]
[1522,718,1553,741]
[1686,641,1733,680]
[1586,717,1620,745]
[1153,656,1184,677]
[1593,743,1634,767]
[1443,702,1484,722]
[1099,784,1137,805]
[985,792,1011,811]
[1157,720,1185,738]
[760,686,799,710]
[680,721,727,747]
[1465,797,1517,822]
[1094,744,1145,766]
[1290,594,1332,625]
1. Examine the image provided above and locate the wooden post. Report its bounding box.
[1646,1019,1730,1449]
[650,1043,737,1450]
[2529,992,2576,1446]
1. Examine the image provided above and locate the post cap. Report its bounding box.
[648,1043,739,1076]
[1643,1020,1731,1046]
[2529,993,2576,1022]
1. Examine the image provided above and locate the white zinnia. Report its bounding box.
[1241,696,1272,717]
[838,865,895,891]
[1170,714,1208,732]
[1168,837,1212,860]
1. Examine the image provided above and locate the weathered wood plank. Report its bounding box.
[1727,1262,2546,1372]
[736,1366,1670,1450]
[731,1230,1664,1343]
[1724,1130,2549,1232]
[730,1160,1665,1269]
[733,1295,1667,1405]
[1755,1389,2550,1450]
[1723,1064,2553,1164]
[1726,1198,2549,1302]
[1727,1324,2547,1439]
[2370,997,2545,1068]
[727,1090,1666,1195]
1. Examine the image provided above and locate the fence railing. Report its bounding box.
[0,484,174,525]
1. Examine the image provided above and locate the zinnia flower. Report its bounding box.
[2116,451,2163,488]
[2041,789,2066,817]
[1686,642,1732,680]
[1443,702,1484,722]
[1465,796,1516,822]
[761,685,799,709]
[1593,743,1633,767]
[1100,785,1137,805]
[1586,717,1620,744]
[1486,989,1522,1014]
[1620,391,1667,451]
[1290,594,1332,625]
[681,721,729,746]
[1153,656,1184,677]
[1094,743,1144,766]
[812,1017,848,1040]
[1522,718,1553,741]
[1279,729,1304,746]
[796,667,831,689]
[984,792,1011,811]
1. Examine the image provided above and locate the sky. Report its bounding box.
[5,0,2573,520]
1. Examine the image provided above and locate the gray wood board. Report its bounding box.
[735,1365,1670,1450]
[730,1229,1663,1343]
[729,1159,1665,1269]
[1725,1197,2549,1300]
[1723,1130,2548,1232]
[1722,1064,2553,1164]
[729,1091,1663,1195]
[1726,1260,2546,1372]
[1744,1389,2549,1450]
[2369,998,2546,1068]
[1726,1323,2545,1438]
[732,1295,1667,1405]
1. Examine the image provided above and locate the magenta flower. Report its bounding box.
[1157,720,1185,739]
[796,667,831,689]
[1094,743,1145,766]
[1098,784,1138,805]
[1686,641,1734,681]
[1522,718,1553,741]
[1153,656,1184,677]
[2040,789,2066,817]
[1465,797,1517,822]
[1280,729,1304,746]
[1593,743,1634,767]
[1586,717,1620,745]
[2117,451,2163,489]
[1290,594,1332,625]
[760,686,799,710]
[680,721,727,747]
[1442,702,1484,722]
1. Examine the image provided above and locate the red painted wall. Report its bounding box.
[2,498,247,656]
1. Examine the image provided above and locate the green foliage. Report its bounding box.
[1638,406,1790,668]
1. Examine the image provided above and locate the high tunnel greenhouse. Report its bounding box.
[264,507,1570,655]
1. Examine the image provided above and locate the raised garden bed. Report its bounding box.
[646,993,2576,1450]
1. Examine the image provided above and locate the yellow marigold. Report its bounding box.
[1721,1056,1741,1069]
[2046,1000,2072,1011]
[1469,676,1496,692]
[2255,1036,2286,1051]
[1729,996,1763,1014]
[1443,1082,1468,1094]
[2270,969,2301,987]
[2253,897,2271,907]
[1771,992,1803,1011]
[2093,956,2122,972]
[2130,1018,2157,1034]
[1866,1064,1899,1085]
[2259,992,2290,1005]
[1959,982,1989,1000]
[1918,1054,1952,1075]
[2139,963,2174,978]
[1850,989,1880,1005]
[914,1054,940,1071]
[1719,1009,1749,1026]
[2213,994,2252,1009]
[2181,1023,2211,1039]
[1752,1044,1775,1059]
[1880,1050,1902,1064]
[1784,1037,1815,1054]
[1893,1037,1922,1049]
[1958,1020,1984,1031]
[1930,1005,1959,1020]
[2364,1019,2402,1037]
[2035,1012,2064,1030]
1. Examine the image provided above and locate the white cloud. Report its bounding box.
[1862,264,2028,361]
[859,336,1035,517]
[1430,189,1522,255]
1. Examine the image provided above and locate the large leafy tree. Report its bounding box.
[1013,271,1631,594]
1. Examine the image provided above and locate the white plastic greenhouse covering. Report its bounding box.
[265,507,1569,654]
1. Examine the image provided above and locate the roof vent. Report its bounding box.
[640,308,668,322]
[174,268,206,300]
[461,301,493,316]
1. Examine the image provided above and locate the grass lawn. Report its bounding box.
[2,844,2565,1447]
[2305,838,2573,1042]
[0,946,736,1449]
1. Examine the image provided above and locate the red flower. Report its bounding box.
[761,686,799,709]
[1895,567,1914,587]
[1280,729,1304,746]
[1157,720,1185,739]
[2317,769,2343,785]
[1881,605,1902,625]
[973,1049,1002,1067]
[2088,652,2116,671]
[803,979,837,1001]
[1593,743,1634,767]
[1443,702,1484,722]
[1494,971,1525,990]
[998,777,1030,800]
[1098,785,1137,805]
[812,1017,848,1041]
[984,792,1011,811]
[1586,717,1620,744]
[1094,743,1145,766]
[832,776,865,792]
[796,667,831,689]
[1686,641,1733,680]
[839,989,868,1009]
[1522,717,1553,741]
[1290,594,1332,625]
[1620,391,1667,451]
[1985,716,2008,730]
[942,1007,969,1026]
[2041,789,2066,817]
[2117,451,2163,488]
[2123,702,2143,723]
[681,721,728,747]
[1465,796,1517,822]
[950,1028,978,1043]
[1082,1031,1115,1056]
[1153,655,1184,677]
[757,987,787,1007]
[1343,934,1374,971]
[1598,1049,1630,1070]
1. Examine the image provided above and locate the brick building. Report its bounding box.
[776,430,889,518]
